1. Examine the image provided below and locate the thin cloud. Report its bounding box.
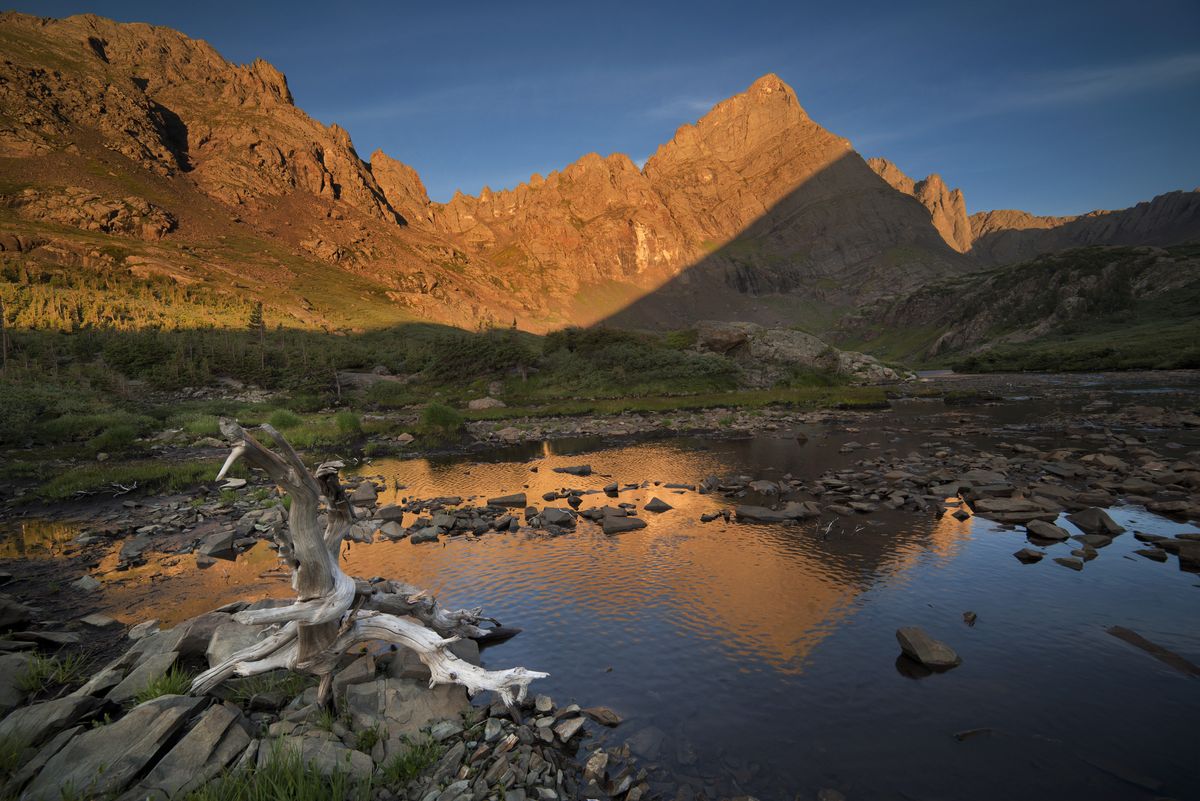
[643,96,719,120]
[854,51,1200,148]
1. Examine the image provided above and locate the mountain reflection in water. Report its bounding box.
[78,422,1200,801]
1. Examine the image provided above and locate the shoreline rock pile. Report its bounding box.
[0,588,635,801]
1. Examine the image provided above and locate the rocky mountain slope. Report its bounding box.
[868,159,1200,266]
[835,245,1200,370]
[967,190,1200,266]
[434,75,973,328]
[866,158,972,253]
[0,12,527,331]
[1,11,1196,341]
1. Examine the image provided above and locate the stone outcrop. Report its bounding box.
[8,186,176,240]
[867,158,972,253]
[694,320,908,385]
[371,149,434,227]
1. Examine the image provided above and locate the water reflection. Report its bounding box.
[343,441,976,674]
[0,520,78,559]
[99,540,291,625]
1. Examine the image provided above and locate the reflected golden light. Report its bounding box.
[0,520,77,559]
[40,443,975,663]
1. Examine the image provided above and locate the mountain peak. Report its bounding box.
[746,73,794,99]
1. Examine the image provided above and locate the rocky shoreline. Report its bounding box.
[2,371,1199,800]
[0,585,640,801]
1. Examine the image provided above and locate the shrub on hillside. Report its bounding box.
[419,402,463,438]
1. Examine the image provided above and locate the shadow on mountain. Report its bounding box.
[589,152,974,333]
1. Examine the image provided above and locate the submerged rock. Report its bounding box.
[602,516,647,535]
[1013,547,1045,564]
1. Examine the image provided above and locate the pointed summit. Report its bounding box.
[647,72,819,173]
[746,73,798,102]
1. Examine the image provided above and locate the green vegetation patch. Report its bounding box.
[37,459,236,500]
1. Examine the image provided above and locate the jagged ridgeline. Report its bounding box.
[1,11,1198,368]
[835,245,1200,371]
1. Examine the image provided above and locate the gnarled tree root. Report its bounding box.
[189,419,546,707]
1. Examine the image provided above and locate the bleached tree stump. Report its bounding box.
[190,419,546,706]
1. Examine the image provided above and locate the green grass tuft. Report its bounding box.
[132,664,193,705]
[227,671,313,706]
[334,411,361,435]
[380,736,442,788]
[16,652,91,695]
[418,402,464,438]
[268,409,302,429]
[183,740,368,801]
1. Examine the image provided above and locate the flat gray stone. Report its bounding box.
[198,528,237,560]
[1026,519,1070,541]
[332,653,376,697]
[735,502,820,523]
[72,574,101,592]
[377,504,405,522]
[378,521,406,540]
[554,715,585,741]
[643,497,673,513]
[1013,548,1045,564]
[349,483,378,504]
[430,719,463,741]
[410,527,440,544]
[206,620,268,667]
[344,677,468,739]
[0,694,100,747]
[488,493,527,507]
[896,626,961,669]
[128,619,160,640]
[73,658,127,698]
[124,702,250,800]
[541,508,576,527]
[23,695,203,801]
[0,651,31,713]
[106,651,179,704]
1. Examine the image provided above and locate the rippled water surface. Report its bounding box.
[19,381,1200,800]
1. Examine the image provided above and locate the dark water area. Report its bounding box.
[337,447,1199,801]
[6,372,1200,800]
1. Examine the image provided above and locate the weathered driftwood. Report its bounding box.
[190,419,546,706]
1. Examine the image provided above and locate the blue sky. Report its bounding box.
[16,0,1200,214]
